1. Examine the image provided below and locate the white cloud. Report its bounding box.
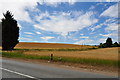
[36,32,42,34]
[40,0,77,7]
[80,34,84,36]
[19,37,32,41]
[80,36,89,39]
[33,41,39,42]
[105,18,116,23]
[40,0,77,5]
[0,0,80,22]
[100,3,118,18]
[40,36,54,41]
[34,11,98,36]
[25,35,33,38]
[100,33,111,37]
[99,32,117,37]
[24,32,34,35]
[0,0,40,22]
[91,25,101,31]
[0,0,118,22]
[74,39,94,45]
[44,0,120,2]
[105,23,118,31]
[91,17,118,31]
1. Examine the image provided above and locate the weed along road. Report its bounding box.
[1,58,118,80]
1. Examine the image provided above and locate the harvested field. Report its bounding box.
[15,42,94,49]
[24,47,118,61]
[5,42,118,61]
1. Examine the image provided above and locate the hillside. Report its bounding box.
[15,42,93,49]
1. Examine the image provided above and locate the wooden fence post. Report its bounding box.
[50,54,53,61]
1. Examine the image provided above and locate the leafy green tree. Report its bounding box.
[99,37,120,48]
[2,11,19,50]
[112,42,119,47]
[99,43,107,48]
[99,43,103,48]
[119,42,120,47]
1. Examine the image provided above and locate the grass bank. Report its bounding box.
[2,51,118,67]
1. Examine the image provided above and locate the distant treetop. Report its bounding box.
[99,37,120,48]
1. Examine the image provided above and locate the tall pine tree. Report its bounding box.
[0,22,2,46]
[2,11,19,50]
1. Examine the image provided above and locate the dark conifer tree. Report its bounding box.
[0,22,2,46]
[2,11,19,50]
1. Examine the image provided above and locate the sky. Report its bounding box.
[0,0,119,45]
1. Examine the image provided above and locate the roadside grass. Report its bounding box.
[2,51,50,60]
[2,51,118,67]
[54,57,118,67]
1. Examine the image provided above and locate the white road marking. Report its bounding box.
[0,67,41,80]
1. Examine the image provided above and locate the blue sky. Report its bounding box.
[0,1,119,45]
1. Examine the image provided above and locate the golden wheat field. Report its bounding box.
[24,47,118,61]
[14,42,118,61]
[15,42,94,49]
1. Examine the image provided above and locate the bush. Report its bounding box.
[112,42,119,47]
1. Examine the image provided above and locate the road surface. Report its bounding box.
[1,58,118,80]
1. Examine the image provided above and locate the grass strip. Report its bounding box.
[54,57,118,67]
[2,51,49,60]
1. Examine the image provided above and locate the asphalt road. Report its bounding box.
[1,58,118,80]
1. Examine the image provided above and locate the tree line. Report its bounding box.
[99,37,120,48]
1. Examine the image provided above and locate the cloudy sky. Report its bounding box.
[0,0,119,45]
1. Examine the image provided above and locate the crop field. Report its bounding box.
[2,42,119,67]
[24,47,118,61]
[14,42,118,61]
[15,42,95,49]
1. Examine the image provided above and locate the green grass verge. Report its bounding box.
[2,51,118,67]
[54,57,118,67]
[2,51,50,60]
